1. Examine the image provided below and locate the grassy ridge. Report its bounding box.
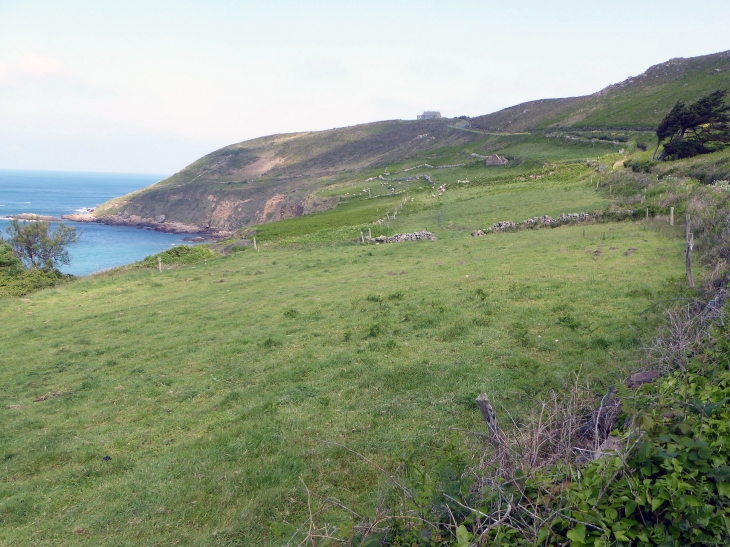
[471,50,730,131]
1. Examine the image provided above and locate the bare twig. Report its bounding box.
[320,440,415,502]
[476,502,513,541]
[443,493,490,519]
[554,511,604,532]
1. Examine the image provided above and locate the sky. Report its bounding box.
[1,0,729,174]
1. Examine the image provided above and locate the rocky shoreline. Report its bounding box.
[60,212,234,239]
[4,213,64,222]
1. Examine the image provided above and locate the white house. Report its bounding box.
[417,111,442,120]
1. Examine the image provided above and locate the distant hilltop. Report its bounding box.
[90,50,730,234]
[470,50,730,131]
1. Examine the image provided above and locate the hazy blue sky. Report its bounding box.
[1,0,728,173]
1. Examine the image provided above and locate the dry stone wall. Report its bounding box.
[472,212,599,236]
[371,231,437,243]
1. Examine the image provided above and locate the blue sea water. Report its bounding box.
[0,170,199,276]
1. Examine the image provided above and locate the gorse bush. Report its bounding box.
[137,244,217,268]
[0,242,21,270]
[0,266,72,297]
[0,242,73,297]
[624,158,655,173]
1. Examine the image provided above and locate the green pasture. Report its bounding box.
[0,217,686,545]
[259,163,611,246]
[253,194,403,243]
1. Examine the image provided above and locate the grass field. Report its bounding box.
[3,48,728,544]
[252,160,613,247]
[0,210,687,544]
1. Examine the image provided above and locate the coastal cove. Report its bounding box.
[0,170,202,276]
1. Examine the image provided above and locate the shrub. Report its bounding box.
[0,243,21,271]
[137,245,216,268]
[624,157,655,173]
[0,267,72,298]
[0,242,73,297]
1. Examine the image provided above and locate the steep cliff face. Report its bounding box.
[94,119,483,231]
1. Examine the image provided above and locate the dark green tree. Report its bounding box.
[653,90,730,160]
[0,241,22,272]
[6,218,79,270]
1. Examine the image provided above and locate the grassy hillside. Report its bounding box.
[470,50,730,131]
[93,122,625,234]
[1,150,692,544]
[93,51,729,234]
[6,49,730,544]
[93,120,486,231]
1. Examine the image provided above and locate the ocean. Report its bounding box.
[0,170,200,276]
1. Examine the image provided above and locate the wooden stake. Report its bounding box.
[646,207,649,221]
[686,232,694,288]
[360,231,364,244]
[670,207,674,226]
[253,236,258,252]
[476,393,500,440]
[368,227,372,239]
[157,256,162,272]
[476,393,511,470]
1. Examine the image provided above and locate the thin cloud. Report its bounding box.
[0,53,72,86]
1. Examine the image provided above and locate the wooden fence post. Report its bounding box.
[253,237,258,252]
[686,232,694,288]
[476,393,511,471]
[670,207,674,226]
[157,256,162,272]
[646,207,649,221]
[360,231,364,244]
